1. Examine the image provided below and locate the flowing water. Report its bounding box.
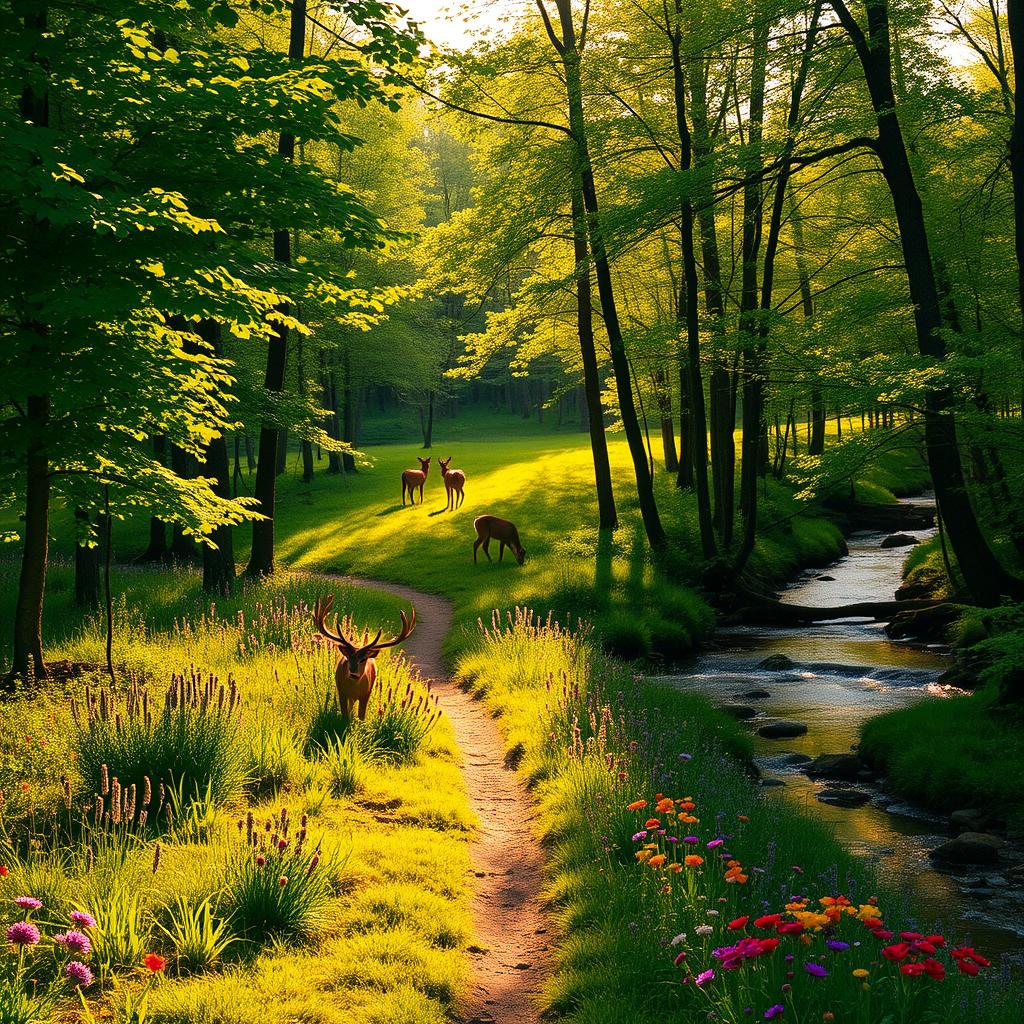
[652,498,1024,961]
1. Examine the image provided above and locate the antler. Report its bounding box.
[312,595,356,656]
[364,606,416,653]
[313,596,415,657]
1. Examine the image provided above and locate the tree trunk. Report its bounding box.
[320,350,342,474]
[246,0,305,577]
[341,347,357,473]
[545,0,665,547]
[169,443,197,561]
[74,508,100,610]
[571,187,617,528]
[832,0,1024,603]
[137,434,169,562]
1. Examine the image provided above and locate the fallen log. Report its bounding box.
[733,598,948,627]
[827,500,935,531]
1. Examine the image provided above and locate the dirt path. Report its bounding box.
[340,577,553,1024]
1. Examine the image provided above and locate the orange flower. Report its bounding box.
[627,800,647,812]
[737,814,749,822]
[655,798,675,814]
[648,854,667,868]
[667,863,683,873]
[677,800,696,811]
[644,818,661,829]
[684,855,704,867]
[636,850,653,863]
[143,953,167,973]
[678,814,699,824]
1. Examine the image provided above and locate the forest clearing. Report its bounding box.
[3,0,1024,1022]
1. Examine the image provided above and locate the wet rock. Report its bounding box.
[741,688,772,699]
[758,654,797,671]
[776,752,813,767]
[817,575,836,582]
[960,886,995,899]
[757,720,808,739]
[759,778,786,788]
[723,704,759,720]
[817,788,872,808]
[805,753,865,782]
[881,533,918,549]
[885,603,962,642]
[929,832,1005,865]
[949,809,992,833]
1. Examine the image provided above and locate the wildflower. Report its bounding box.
[671,932,687,946]
[143,953,167,973]
[70,911,97,929]
[825,940,849,952]
[649,855,667,868]
[632,832,647,843]
[754,914,783,929]
[279,876,288,887]
[728,917,749,931]
[764,1007,784,1020]
[0,866,7,877]
[852,969,869,978]
[627,800,647,811]
[776,922,803,936]
[695,969,714,987]
[738,814,749,822]
[65,961,93,988]
[6,921,40,946]
[674,950,687,965]
[822,1014,835,1022]
[695,925,714,937]
[13,896,42,911]
[882,943,911,962]
[256,855,267,867]
[668,863,683,873]
[54,930,91,955]
[706,910,719,917]
[804,962,828,978]
[679,753,693,761]
[683,836,699,844]
[707,839,723,849]
[685,855,704,867]
[645,818,661,829]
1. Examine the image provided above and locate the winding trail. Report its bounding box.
[340,577,553,1024]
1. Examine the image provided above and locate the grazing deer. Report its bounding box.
[439,456,466,511]
[473,515,527,565]
[401,456,431,506]
[312,594,416,720]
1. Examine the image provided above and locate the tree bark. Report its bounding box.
[137,434,169,562]
[74,508,100,610]
[246,0,306,577]
[571,187,617,528]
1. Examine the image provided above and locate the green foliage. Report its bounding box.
[71,675,245,813]
[87,884,152,975]
[156,896,236,976]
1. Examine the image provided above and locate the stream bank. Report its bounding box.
[651,497,1024,961]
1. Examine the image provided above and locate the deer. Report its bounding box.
[401,456,431,506]
[439,456,466,511]
[312,594,416,721]
[473,515,527,565]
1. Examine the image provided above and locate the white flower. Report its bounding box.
[670,932,687,946]
[695,925,714,936]
[705,909,719,917]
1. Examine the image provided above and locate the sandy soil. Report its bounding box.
[342,577,553,1024]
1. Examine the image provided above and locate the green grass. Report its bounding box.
[454,608,1021,1023]
[0,569,474,1024]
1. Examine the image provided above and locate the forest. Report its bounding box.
[2,0,1023,1021]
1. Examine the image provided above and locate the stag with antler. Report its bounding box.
[312,595,416,720]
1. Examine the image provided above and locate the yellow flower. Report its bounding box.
[667,863,683,873]
[856,905,882,921]
[852,969,869,978]
[636,850,652,863]
[861,983,870,992]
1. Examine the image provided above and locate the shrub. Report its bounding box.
[222,808,334,939]
[85,883,151,975]
[647,615,692,662]
[71,673,245,812]
[156,895,236,975]
[244,722,302,799]
[599,613,650,661]
[319,733,376,796]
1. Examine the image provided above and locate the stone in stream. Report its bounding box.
[929,832,1005,865]
[722,704,759,720]
[817,788,872,808]
[816,575,836,582]
[805,753,867,782]
[880,533,918,549]
[758,654,797,671]
[757,720,808,739]
[949,808,994,833]
[740,688,771,699]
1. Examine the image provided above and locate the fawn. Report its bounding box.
[312,594,416,720]
[473,515,526,565]
[401,456,431,505]
[439,457,466,511]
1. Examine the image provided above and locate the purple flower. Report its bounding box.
[804,962,828,977]
[6,921,40,946]
[679,753,693,761]
[666,837,679,844]
[683,836,699,844]
[695,969,715,987]
[631,832,646,842]
[13,896,42,911]
[64,961,93,988]
[69,911,97,930]
[764,1005,785,1020]
[826,940,850,952]
[707,839,724,849]
[54,930,91,955]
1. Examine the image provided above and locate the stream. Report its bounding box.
[652,497,1024,962]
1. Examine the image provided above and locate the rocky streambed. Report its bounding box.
[652,498,1024,962]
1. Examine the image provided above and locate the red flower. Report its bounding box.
[956,959,980,977]
[900,962,925,977]
[926,934,945,947]
[754,914,783,929]
[777,922,804,935]
[921,959,945,981]
[868,926,894,940]
[0,866,8,878]
[882,943,911,962]
[727,916,749,931]
[951,947,990,969]
[644,818,661,829]
[900,931,923,941]
[143,953,167,973]
[757,938,780,955]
